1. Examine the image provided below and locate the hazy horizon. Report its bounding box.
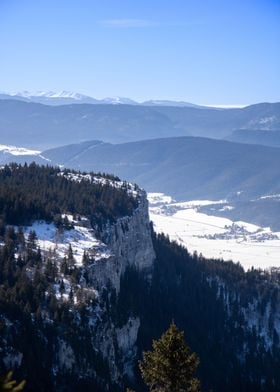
[0,89,274,108]
[0,0,279,105]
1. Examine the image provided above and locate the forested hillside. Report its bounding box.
[131,232,280,392]
[0,163,138,228]
[41,137,280,201]
[0,165,280,391]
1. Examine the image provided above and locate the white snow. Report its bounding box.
[101,96,137,105]
[259,194,280,201]
[149,193,280,271]
[258,116,277,124]
[6,90,138,104]
[218,205,235,211]
[147,193,174,205]
[0,144,41,156]
[24,217,111,266]
[11,90,89,100]
[59,171,139,197]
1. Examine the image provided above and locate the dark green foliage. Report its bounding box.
[0,216,115,391]
[0,372,25,391]
[115,231,280,392]
[1,164,280,392]
[0,163,138,228]
[139,322,200,392]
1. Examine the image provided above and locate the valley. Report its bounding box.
[148,193,280,270]
[1,1,279,390]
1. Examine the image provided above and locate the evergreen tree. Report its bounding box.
[139,322,200,392]
[0,372,25,391]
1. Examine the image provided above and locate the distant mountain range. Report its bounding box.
[40,136,280,230]
[0,99,279,149]
[40,137,280,200]
[1,136,280,229]
[2,136,279,199]
[0,90,202,108]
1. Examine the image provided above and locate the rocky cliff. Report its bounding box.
[92,189,155,292]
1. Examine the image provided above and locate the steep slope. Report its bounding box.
[0,164,280,392]
[0,164,155,390]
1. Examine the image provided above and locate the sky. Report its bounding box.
[0,0,279,105]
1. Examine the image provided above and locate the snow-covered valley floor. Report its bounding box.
[148,193,280,271]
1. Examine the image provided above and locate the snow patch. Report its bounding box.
[23,217,111,266]
[259,194,280,201]
[148,192,174,205]
[0,144,41,156]
[59,171,139,197]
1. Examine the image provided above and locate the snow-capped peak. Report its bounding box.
[11,90,91,100]
[1,90,201,108]
[35,90,91,100]
[101,96,138,105]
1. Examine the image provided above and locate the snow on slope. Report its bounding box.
[10,90,93,100]
[5,91,138,105]
[0,144,41,156]
[148,193,280,270]
[24,216,111,266]
[59,171,139,197]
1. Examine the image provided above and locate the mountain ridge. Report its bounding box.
[0,99,280,148]
[39,136,280,200]
[0,91,202,108]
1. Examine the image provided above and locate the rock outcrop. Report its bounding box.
[91,189,155,292]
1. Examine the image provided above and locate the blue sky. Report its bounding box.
[0,0,279,105]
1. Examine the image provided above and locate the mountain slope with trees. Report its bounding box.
[40,136,280,201]
[0,165,280,391]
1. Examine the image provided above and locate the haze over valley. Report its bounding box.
[1,96,280,270]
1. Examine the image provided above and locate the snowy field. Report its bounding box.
[148,193,280,271]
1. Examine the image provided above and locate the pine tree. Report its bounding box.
[82,251,90,266]
[139,322,200,392]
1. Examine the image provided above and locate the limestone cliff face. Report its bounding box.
[92,189,155,292]
[85,190,155,385]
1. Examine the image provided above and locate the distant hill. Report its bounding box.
[152,103,280,138]
[0,99,279,149]
[39,137,280,202]
[0,100,181,149]
[141,99,203,108]
[225,129,280,147]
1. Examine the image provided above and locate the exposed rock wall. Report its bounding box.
[91,190,155,292]
[86,190,155,385]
